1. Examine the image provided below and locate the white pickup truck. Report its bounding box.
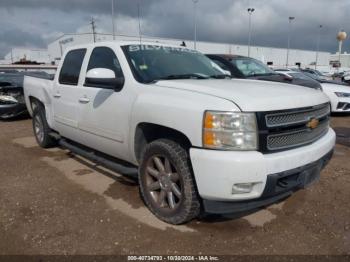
[24,42,336,224]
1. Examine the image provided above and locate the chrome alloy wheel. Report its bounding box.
[145,155,182,210]
[34,114,44,143]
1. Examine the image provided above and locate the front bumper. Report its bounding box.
[0,103,27,119]
[202,149,333,214]
[190,128,335,203]
[331,97,350,112]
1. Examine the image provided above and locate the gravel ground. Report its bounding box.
[0,115,349,256]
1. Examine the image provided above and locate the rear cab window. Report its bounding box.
[59,49,87,85]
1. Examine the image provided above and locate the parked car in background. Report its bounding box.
[0,73,27,119]
[301,71,350,113]
[0,71,52,119]
[24,42,335,224]
[207,54,322,90]
[342,71,350,84]
[301,68,332,81]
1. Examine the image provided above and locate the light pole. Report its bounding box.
[286,16,295,67]
[315,25,323,70]
[111,0,116,40]
[247,8,255,57]
[192,0,199,50]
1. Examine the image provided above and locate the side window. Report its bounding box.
[87,47,124,78]
[212,59,230,72]
[59,49,86,85]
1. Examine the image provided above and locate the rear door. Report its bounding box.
[77,46,134,160]
[52,48,87,141]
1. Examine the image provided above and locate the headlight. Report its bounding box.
[203,111,258,150]
[335,92,350,97]
[0,95,18,103]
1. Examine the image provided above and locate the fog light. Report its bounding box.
[232,183,255,194]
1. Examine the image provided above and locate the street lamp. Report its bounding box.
[315,25,323,70]
[286,16,295,67]
[192,0,199,50]
[247,8,255,57]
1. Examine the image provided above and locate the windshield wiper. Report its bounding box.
[157,73,210,80]
[209,74,232,79]
[247,72,278,77]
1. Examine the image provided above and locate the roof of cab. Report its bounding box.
[64,40,192,52]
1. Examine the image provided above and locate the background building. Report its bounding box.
[48,33,331,68]
[330,52,350,68]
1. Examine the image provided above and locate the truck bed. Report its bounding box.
[23,75,54,116]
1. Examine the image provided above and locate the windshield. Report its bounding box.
[122,45,225,83]
[287,72,316,81]
[305,69,323,76]
[231,58,276,77]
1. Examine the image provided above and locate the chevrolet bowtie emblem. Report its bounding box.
[306,118,319,129]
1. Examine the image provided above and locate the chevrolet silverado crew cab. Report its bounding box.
[24,42,336,224]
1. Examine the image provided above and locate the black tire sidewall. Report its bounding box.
[32,106,55,148]
[139,139,200,224]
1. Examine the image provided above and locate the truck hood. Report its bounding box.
[154,79,329,112]
[247,74,322,90]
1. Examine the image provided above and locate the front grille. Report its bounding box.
[256,103,330,153]
[265,103,330,128]
[267,120,329,151]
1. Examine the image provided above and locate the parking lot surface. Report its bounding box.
[0,116,349,255]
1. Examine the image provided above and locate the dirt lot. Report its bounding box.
[0,115,349,256]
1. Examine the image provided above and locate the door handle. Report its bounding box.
[79,97,90,104]
[53,93,61,98]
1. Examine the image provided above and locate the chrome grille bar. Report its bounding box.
[265,103,330,128]
[267,120,329,151]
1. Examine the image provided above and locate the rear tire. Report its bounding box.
[139,139,201,224]
[32,105,57,148]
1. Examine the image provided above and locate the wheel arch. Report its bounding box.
[29,96,45,112]
[134,122,192,164]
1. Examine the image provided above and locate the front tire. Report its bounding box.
[139,139,201,224]
[32,105,57,148]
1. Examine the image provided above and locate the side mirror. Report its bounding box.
[85,68,124,90]
[211,61,231,76]
[277,72,293,81]
[223,70,232,76]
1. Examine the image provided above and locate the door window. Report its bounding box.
[87,47,124,78]
[212,59,230,72]
[59,49,86,85]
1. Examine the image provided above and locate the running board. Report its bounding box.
[58,139,138,180]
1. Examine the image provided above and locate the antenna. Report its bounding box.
[90,17,97,43]
[111,0,116,40]
[137,1,142,45]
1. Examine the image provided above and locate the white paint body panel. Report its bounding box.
[190,129,335,201]
[154,79,329,112]
[320,83,350,112]
[24,41,336,201]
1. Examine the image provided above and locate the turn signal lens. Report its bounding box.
[203,111,258,150]
[204,112,215,129]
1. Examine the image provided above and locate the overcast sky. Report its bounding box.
[0,0,349,58]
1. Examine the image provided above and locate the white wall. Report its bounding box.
[330,53,350,68]
[48,33,331,67]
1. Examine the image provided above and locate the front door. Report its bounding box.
[77,46,134,160]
